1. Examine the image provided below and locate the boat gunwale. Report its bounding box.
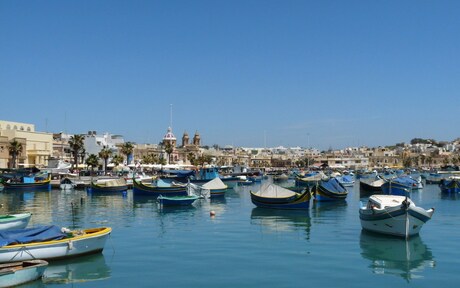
[0,227,112,249]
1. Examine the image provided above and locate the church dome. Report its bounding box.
[163,127,176,140]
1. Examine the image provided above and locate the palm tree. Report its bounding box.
[85,154,99,175]
[99,147,113,175]
[120,142,134,165]
[164,142,174,164]
[427,156,433,168]
[111,155,124,166]
[187,152,196,166]
[8,140,23,169]
[68,134,85,170]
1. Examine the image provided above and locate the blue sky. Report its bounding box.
[1,0,459,150]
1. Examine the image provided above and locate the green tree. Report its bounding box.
[164,142,174,164]
[111,155,124,166]
[426,156,433,167]
[8,139,23,169]
[187,152,196,166]
[120,142,134,165]
[85,154,99,174]
[68,134,85,170]
[99,147,113,175]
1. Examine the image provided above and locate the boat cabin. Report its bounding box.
[366,195,409,210]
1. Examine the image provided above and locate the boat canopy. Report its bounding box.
[202,178,227,190]
[0,225,67,247]
[161,170,195,178]
[252,183,297,198]
[389,177,417,186]
[341,175,354,182]
[320,178,347,193]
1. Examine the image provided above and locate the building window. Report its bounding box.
[20,126,24,131]
[27,127,31,131]
[6,125,11,129]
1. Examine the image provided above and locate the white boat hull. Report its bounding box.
[359,195,434,237]
[0,228,111,263]
[60,183,75,190]
[0,260,48,288]
[0,213,31,231]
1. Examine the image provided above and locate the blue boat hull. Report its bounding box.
[439,179,460,193]
[381,182,411,196]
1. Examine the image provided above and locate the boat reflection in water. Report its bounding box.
[42,253,111,284]
[360,231,435,281]
[250,208,311,240]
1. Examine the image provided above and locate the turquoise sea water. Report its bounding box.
[1,179,459,287]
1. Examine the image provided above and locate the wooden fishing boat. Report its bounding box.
[359,176,385,193]
[0,213,31,231]
[335,175,355,187]
[189,167,239,188]
[311,178,348,201]
[295,172,324,187]
[381,176,417,196]
[250,184,311,209]
[157,194,200,206]
[0,225,112,263]
[439,176,460,193]
[359,195,434,238]
[88,178,128,193]
[132,178,187,197]
[2,173,51,191]
[0,259,48,287]
[201,178,228,197]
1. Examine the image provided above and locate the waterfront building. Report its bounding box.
[0,120,53,168]
[83,131,124,166]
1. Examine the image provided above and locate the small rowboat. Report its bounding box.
[157,195,200,206]
[0,259,48,287]
[0,225,112,263]
[0,213,31,231]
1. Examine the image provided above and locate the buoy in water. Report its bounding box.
[210,210,216,217]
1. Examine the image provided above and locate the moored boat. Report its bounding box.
[158,194,200,206]
[189,167,239,188]
[0,259,48,287]
[439,176,460,193]
[88,178,128,193]
[311,178,348,201]
[60,177,76,190]
[335,175,355,187]
[0,225,112,263]
[0,213,31,231]
[359,176,385,194]
[359,195,434,238]
[381,176,417,196]
[132,178,187,197]
[201,177,228,197]
[250,183,311,209]
[295,172,324,188]
[2,173,51,191]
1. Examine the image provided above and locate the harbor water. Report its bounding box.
[1,180,459,287]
